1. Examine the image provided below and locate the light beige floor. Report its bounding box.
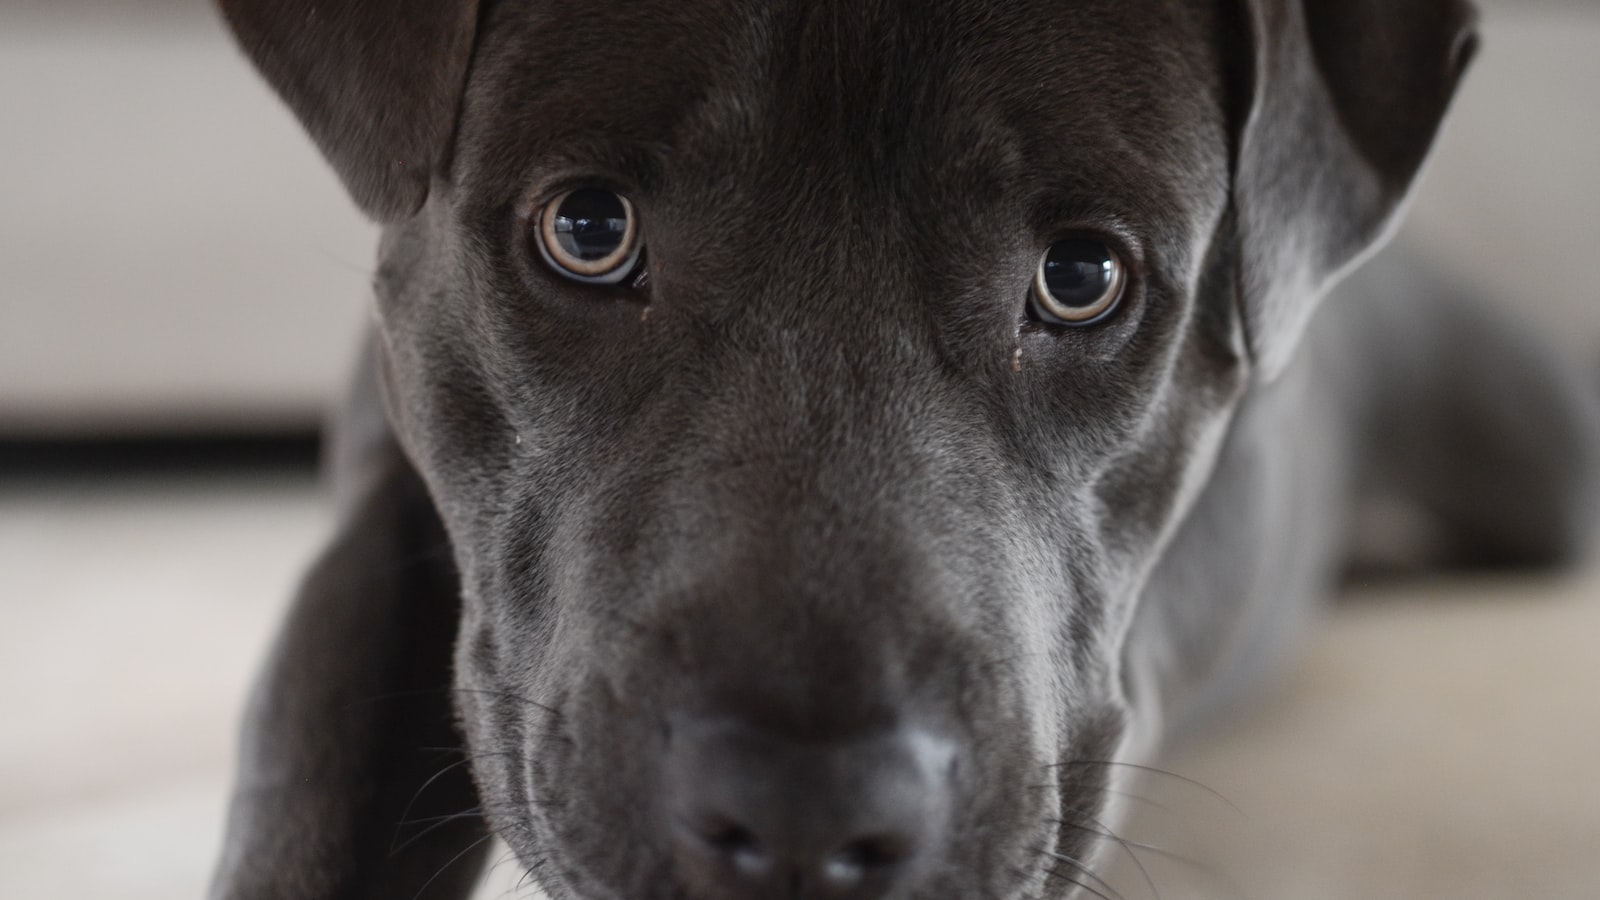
[1111,572,1600,900]
[0,473,323,899]
[2,473,1597,899]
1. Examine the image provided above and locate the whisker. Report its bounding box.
[1097,784,1178,817]
[1052,760,1241,815]
[514,857,549,898]
[477,846,519,897]
[391,807,492,859]
[1052,818,1247,900]
[393,802,538,840]
[392,756,480,853]
[479,847,543,900]
[338,686,456,711]
[1039,846,1125,900]
[1032,779,1176,817]
[413,831,496,900]
[1048,814,1158,900]
[1041,864,1117,900]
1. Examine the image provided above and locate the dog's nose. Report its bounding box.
[664,719,954,899]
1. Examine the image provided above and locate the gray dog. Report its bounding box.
[210,1,1600,898]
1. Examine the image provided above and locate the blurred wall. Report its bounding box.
[0,1,375,435]
[1406,0,1600,340]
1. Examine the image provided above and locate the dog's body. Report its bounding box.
[210,1,1600,898]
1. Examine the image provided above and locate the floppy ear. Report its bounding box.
[1232,0,1479,378]
[217,0,481,221]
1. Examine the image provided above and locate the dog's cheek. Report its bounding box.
[369,220,542,536]
[448,606,539,843]
[538,675,679,896]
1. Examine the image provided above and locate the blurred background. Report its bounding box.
[1,1,1596,897]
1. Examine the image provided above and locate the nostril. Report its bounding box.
[823,835,907,887]
[693,819,770,878]
[705,822,758,854]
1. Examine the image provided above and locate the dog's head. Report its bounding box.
[222,1,1475,896]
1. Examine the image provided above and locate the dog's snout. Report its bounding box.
[663,718,954,899]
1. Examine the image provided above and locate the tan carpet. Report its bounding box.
[1109,571,1600,900]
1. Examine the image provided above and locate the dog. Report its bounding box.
[208,1,1600,898]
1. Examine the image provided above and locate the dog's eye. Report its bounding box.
[1030,239,1125,325]
[535,188,643,285]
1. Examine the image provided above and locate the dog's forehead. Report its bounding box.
[460,0,1229,228]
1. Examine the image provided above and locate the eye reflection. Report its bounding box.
[535,188,643,284]
[1030,239,1124,325]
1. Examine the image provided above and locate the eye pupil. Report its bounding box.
[550,189,630,262]
[536,188,643,284]
[1031,238,1124,325]
[1042,240,1114,307]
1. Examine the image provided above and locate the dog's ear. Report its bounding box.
[1231,0,1479,377]
[217,0,481,221]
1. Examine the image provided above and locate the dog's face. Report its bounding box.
[378,2,1241,895]
[221,0,1476,896]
